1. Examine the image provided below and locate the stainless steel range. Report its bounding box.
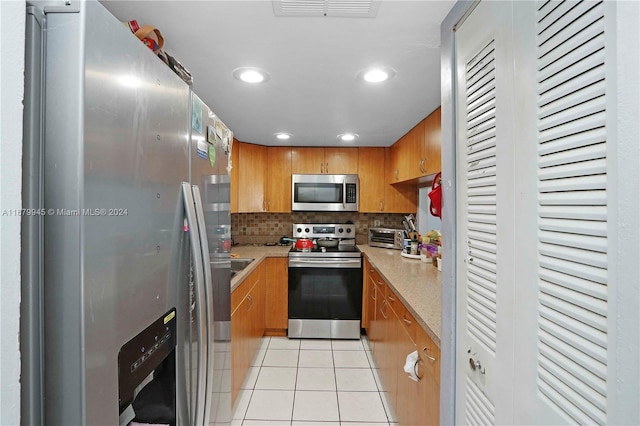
[288,223,363,339]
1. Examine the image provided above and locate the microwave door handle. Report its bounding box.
[343,179,346,209]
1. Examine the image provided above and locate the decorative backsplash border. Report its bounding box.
[231,212,408,245]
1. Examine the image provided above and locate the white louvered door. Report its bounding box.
[455,0,623,424]
[512,1,612,424]
[454,2,516,423]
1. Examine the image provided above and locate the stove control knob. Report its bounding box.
[338,228,344,233]
[305,228,310,233]
[346,228,352,234]
[296,227,302,233]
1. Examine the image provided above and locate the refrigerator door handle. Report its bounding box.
[191,185,214,425]
[181,182,207,426]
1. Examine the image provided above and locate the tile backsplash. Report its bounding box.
[231,212,409,245]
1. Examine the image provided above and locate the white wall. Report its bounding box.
[0,1,25,425]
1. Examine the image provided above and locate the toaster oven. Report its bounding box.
[368,228,405,250]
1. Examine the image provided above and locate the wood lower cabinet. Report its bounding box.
[231,262,265,405]
[264,257,288,334]
[416,327,440,425]
[362,258,440,426]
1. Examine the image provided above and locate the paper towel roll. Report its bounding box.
[403,350,420,382]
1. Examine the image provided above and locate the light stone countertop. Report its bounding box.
[358,245,441,347]
[229,243,441,347]
[229,244,290,291]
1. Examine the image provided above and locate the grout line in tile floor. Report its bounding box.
[231,336,399,426]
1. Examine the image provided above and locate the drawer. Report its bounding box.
[398,307,418,344]
[384,285,402,314]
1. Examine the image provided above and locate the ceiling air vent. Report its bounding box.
[273,0,381,18]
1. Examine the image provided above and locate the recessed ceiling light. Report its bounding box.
[232,67,271,83]
[274,132,292,140]
[338,133,358,142]
[358,67,396,83]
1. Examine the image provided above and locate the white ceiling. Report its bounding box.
[100,0,455,147]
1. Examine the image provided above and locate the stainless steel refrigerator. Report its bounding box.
[21,1,232,424]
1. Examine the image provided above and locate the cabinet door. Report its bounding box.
[389,124,421,182]
[237,142,267,212]
[422,107,441,175]
[384,148,417,213]
[358,147,386,212]
[230,137,240,213]
[265,257,288,330]
[291,147,324,174]
[407,120,425,180]
[416,327,440,425]
[396,325,419,426]
[231,296,251,405]
[324,147,358,174]
[266,147,291,212]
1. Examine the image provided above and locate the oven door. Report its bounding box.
[288,257,363,338]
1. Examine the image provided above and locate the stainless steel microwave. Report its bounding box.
[291,174,359,212]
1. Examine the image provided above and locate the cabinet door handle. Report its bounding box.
[387,294,396,302]
[325,162,328,173]
[380,300,388,319]
[379,200,384,211]
[418,158,423,173]
[394,169,399,180]
[320,163,324,173]
[402,314,412,325]
[247,294,253,311]
[422,346,436,362]
[413,357,423,381]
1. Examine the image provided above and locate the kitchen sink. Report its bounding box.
[230,258,254,278]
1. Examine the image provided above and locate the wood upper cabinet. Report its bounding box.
[358,147,386,212]
[360,147,416,213]
[291,147,358,174]
[266,147,292,212]
[230,138,240,213]
[384,148,418,213]
[265,257,288,332]
[388,107,442,184]
[389,122,423,182]
[421,107,442,176]
[237,142,267,212]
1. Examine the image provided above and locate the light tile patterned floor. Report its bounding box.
[231,336,399,426]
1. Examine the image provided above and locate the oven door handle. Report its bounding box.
[289,259,362,268]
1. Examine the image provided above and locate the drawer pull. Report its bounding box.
[388,294,396,302]
[380,300,388,319]
[402,315,412,325]
[247,294,253,310]
[422,346,436,362]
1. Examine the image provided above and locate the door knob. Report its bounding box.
[469,357,485,374]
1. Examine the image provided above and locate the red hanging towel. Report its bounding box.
[428,172,442,218]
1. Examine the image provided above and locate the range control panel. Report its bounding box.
[292,223,354,239]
